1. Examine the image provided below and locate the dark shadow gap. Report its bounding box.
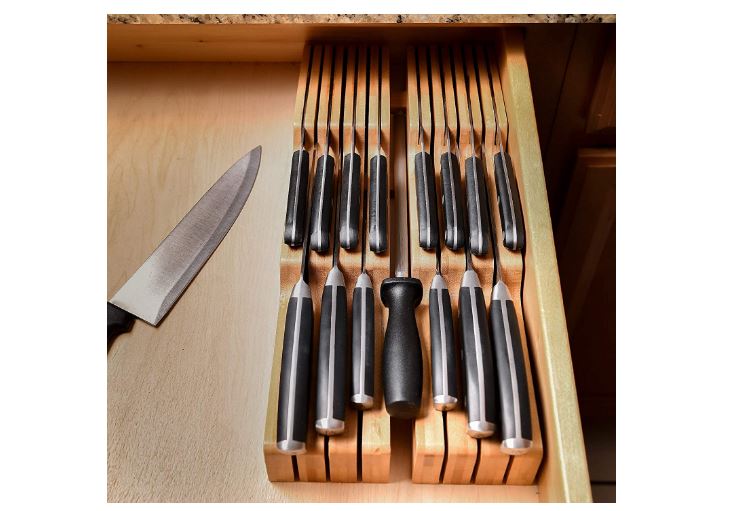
[470,439,481,483]
[357,410,363,482]
[438,410,448,483]
[324,436,331,482]
[291,455,300,482]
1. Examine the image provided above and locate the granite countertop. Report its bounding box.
[108,14,615,24]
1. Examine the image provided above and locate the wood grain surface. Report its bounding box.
[107,61,541,502]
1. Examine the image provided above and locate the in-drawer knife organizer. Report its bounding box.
[264,37,542,485]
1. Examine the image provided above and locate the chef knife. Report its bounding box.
[107,145,262,352]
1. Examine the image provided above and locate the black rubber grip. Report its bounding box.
[440,152,465,251]
[276,280,314,453]
[490,284,532,451]
[351,274,375,409]
[107,302,134,352]
[458,272,497,437]
[414,151,438,250]
[309,154,335,253]
[494,152,526,252]
[429,277,459,411]
[381,277,423,419]
[465,156,490,256]
[339,153,361,250]
[315,269,348,435]
[369,155,388,253]
[283,149,310,247]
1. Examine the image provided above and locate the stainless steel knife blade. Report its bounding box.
[109,145,262,326]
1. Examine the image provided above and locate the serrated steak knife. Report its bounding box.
[107,145,262,352]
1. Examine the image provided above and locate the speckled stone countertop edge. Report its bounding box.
[108,14,616,25]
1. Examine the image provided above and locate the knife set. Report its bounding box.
[263,42,542,485]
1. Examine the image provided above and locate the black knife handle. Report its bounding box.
[351,272,375,409]
[490,281,532,454]
[339,153,361,250]
[415,151,438,250]
[309,154,335,253]
[277,279,314,454]
[107,302,134,352]
[458,270,497,438]
[429,275,459,411]
[494,152,525,252]
[381,277,423,419]
[465,156,490,256]
[369,154,388,253]
[315,267,348,435]
[283,149,310,247]
[440,152,465,251]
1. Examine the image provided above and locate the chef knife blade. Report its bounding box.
[107,145,262,351]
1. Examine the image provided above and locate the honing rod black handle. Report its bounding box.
[465,155,490,256]
[309,154,335,253]
[276,278,314,454]
[369,154,388,253]
[283,149,310,247]
[429,274,459,411]
[315,267,348,435]
[440,152,465,251]
[381,277,423,419]
[107,302,134,352]
[339,153,361,250]
[490,281,533,454]
[458,270,497,438]
[415,150,438,250]
[351,272,375,409]
[494,151,526,252]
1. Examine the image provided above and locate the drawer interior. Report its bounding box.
[108,25,589,502]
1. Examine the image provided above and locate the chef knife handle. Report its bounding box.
[458,271,497,438]
[283,149,310,247]
[339,153,361,250]
[369,154,388,253]
[309,154,335,253]
[276,279,314,454]
[351,273,375,409]
[465,156,490,256]
[414,151,439,250]
[107,302,134,352]
[429,276,459,411]
[315,268,348,435]
[494,152,526,252]
[381,277,423,419]
[490,282,533,454]
[439,152,465,251]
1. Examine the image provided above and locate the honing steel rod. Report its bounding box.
[382,110,423,420]
[429,46,460,412]
[456,46,497,438]
[309,46,336,253]
[352,46,375,410]
[413,48,439,251]
[369,46,388,254]
[277,148,317,455]
[460,45,490,257]
[284,46,316,247]
[485,46,525,252]
[474,46,532,453]
[316,47,348,436]
[339,47,361,250]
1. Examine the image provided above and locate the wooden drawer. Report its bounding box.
[107,21,590,503]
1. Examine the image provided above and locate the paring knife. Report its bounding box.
[107,146,262,352]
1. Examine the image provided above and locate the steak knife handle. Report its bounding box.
[339,153,361,250]
[494,151,525,252]
[276,279,314,454]
[369,155,388,253]
[381,277,423,419]
[283,149,310,247]
[107,302,134,352]
[315,268,348,435]
[440,152,465,251]
[309,154,335,253]
[465,156,490,256]
[415,151,438,250]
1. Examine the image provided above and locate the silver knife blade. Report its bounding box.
[109,145,262,325]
